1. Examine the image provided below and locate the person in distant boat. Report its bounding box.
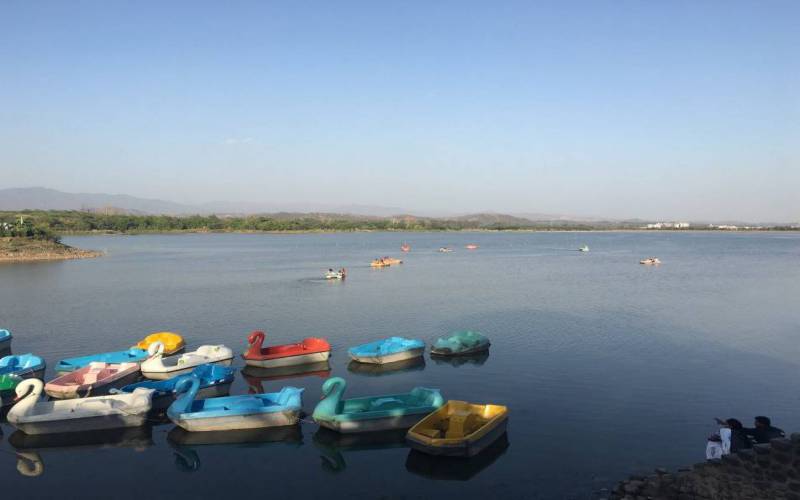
[329,268,334,273]
[744,416,785,444]
[339,268,346,278]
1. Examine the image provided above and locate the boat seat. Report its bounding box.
[416,428,443,439]
[445,411,479,439]
[369,397,403,409]
[224,397,263,411]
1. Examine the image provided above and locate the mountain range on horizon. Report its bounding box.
[0,187,793,226]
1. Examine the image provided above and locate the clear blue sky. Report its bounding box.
[1,1,797,221]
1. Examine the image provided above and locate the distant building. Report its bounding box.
[645,221,690,229]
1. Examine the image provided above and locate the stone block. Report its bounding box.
[754,443,772,455]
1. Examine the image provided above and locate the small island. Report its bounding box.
[0,217,102,263]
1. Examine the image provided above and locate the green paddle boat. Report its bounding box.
[430,331,491,357]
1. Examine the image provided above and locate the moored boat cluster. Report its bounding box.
[0,328,507,462]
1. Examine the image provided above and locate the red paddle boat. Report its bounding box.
[242,331,332,369]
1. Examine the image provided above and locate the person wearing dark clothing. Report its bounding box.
[743,416,785,444]
[725,418,753,452]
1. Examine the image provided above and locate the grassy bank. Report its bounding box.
[0,237,102,262]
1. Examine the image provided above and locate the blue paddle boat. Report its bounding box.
[119,364,235,409]
[348,337,425,364]
[312,377,444,433]
[0,329,11,350]
[0,354,46,379]
[55,347,149,372]
[167,377,304,432]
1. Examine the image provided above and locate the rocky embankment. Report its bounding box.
[0,237,102,262]
[612,433,800,499]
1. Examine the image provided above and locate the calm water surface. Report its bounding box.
[1,232,798,499]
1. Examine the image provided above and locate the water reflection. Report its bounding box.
[312,427,408,473]
[347,357,425,377]
[405,432,510,481]
[429,352,490,367]
[167,425,303,472]
[242,362,331,393]
[8,426,155,477]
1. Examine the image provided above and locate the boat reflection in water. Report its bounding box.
[167,425,303,472]
[346,356,425,377]
[242,362,331,393]
[313,427,408,474]
[405,432,509,481]
[8,426,155,477]
[429,351,490,367]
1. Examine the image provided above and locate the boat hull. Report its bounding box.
[408,416,508,457]
[317,413,427,434]
[141,358,233,380]
[174,410,300,432]
[244,351,330,369]
[45,370,142,400]
[430,343,490,357]
[12,413,149,436]
[348,348,424,365]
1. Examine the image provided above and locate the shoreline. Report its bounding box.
[0,237,103,263]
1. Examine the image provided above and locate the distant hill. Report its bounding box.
[0,188,405,217]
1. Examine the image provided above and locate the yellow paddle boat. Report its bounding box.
[406,400,508,457]
[134,332,185,355]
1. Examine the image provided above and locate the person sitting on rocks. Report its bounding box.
[714,418,754,452]
[744,416,785,444]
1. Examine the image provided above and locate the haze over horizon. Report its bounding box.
[1,1,798,221]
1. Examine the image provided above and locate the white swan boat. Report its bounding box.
[140,341,234,380]
[640,257,661,265]
[6,379,154,435]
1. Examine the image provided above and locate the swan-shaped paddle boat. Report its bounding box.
[0,329,11,349]
[0,353,46,379]
[7,379,154,435]
[134,331,185,355]
[430,331,491,357]
[55,347,149,373]
[640,257,661,265]
[45,362,140,399]
[167,377,304,432]
[406,400,509,457]
[312,377,443,433]
[120,364,235,409]
[140,341,233,380]
[348,337,425,365]
[242,330,331,368]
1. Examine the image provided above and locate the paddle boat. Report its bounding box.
[167,377,304,432]
[438,247,453,253]
[640,257,661,265]
[45,362,140,399]
[430,331,491,357]
[242,330,331,369]
[7,379,154,435]
[579,245,589,252]
[119,364,234,409]
[140,341,233,380]
[401,243,411,252]
[312,377,443,433]
[325,269,345,280]
[406,400,508,457]
[371,257,403,267]
[55,347,149,373]
[0,353,46,379]
[465,244,479,250]
[0,329,11,349]
[349,336,425,364]
[134,331,185,355]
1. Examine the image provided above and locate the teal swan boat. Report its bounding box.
[312,377,443,434]
[430,331,490,357]
[55,348,149,372]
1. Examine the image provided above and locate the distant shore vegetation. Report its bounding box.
[0,210,797,235]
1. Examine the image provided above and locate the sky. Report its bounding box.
[1,1,798,221]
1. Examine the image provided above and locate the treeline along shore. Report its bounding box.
[1,210,797,234]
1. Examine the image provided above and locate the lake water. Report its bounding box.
[1,232,798,499]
